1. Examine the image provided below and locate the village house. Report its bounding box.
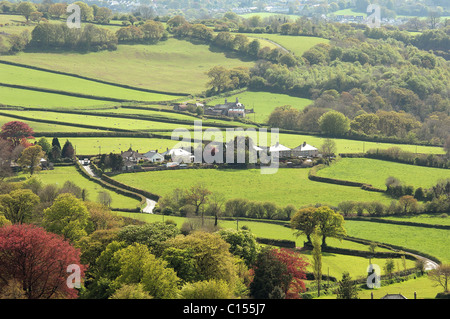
[291,142,319,158]
[269,142,291,158]
[120,147,145,163]
[142,150,164,163]
[162,147,195,163]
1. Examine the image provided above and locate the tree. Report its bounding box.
[290,206,317,244]
[0,189,40,224]
[43,193,91,242]
[48,3,67,18]
[384,258,395,279]
[97,191,112,207]
[61,140,75,159]
[218,229,259,267]
[36,137,51,157]
[311,229,322,296]
[109,283,152,299]
[336,272,359,299]
[17,1,37,22]
[74,1,94,21]
[0,140,13,180]
[0,224,85,299]
[314,206,347,247]
[320,138,337,158]
[17,145,45,175]
[183,184,212,225]
[318,110,350,136]
[428,264,450,293]
[180,279,234,299]
[0,121,34,148]
[398,195,418,215]
[206,66,231,94]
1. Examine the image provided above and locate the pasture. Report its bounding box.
[316,158,450,189]
[32,166,141,209]
[0,38,255,94]
[253,34,330,57]
[112,168,392,208]
[0,62,181,103]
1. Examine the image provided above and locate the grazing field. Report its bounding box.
[254,34,330,56]
[0,63,181,103]
[316,158,450,189]
[68,137,182,155]
[207,91,312,123]
[0,115,108,133]
[345,220,450,263]
[0,86,113,108]
[382,214,450,226]
[2,110,196,131]
[112,168,391,207]
[33,166,141,209]
[0,38,255,94]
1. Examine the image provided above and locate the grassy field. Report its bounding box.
[253,34,330,57]
[382,214,450,226]
[316,158,450,189]
[112,168,392,208]
[0,114,109,133]
[32,166,141,209]
[0,63,181,103]
[207,91,312,123]
[67,137,182,155]
[0,38,255,95]
[345,220,450,263]
[0,86,114,108]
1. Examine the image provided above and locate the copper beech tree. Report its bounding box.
[0,224,86,299]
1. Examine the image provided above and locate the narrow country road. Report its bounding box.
[79,160,156,214]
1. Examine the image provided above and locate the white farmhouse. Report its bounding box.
[142,150,164,163]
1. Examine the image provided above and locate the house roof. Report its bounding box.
[292,142,318,151]
[162,148,192,157]
[380,294,408,299]
[143,150,163,158]
[270,142,291,152]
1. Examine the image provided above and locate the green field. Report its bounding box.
[316,158,450,189]
[67,137,182,155]
[207,91,312,123]
[0,114,109,133]
[253,34,330,57]
[33,166,141,209]
[0,63,181,103]
[0,86,113,108]
[0,38,255,94]
[382,214,450,226]
[112,168,391,208]
[345,220,450,263]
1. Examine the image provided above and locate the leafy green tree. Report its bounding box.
[17,1,37,21]
[311,229,322,296]
[290,206,317,244]
[180,279,234,299]
[43,193,91,242]
[218,229,259,267]
[314,206,347,247]
[318,110,350,136]
[17,145,45,175]
[109,283,152,299]
[0,189,40,224]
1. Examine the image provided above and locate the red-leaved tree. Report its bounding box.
[0,121,34,148]
[272,248,309,299]
[0,224,86,299]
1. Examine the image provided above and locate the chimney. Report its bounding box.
[303,141,306,147]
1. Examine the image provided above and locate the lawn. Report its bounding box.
[207,91,312,123]
[0,38,255,95]
[316,158,450,189]
[0,63,181,103]
[344,220,450,263]
[112,168,392,208]
[34,166,141,209]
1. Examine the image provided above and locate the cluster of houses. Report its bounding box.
[120,140,319,170]
[175,98,254,118]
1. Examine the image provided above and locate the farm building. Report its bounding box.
[291,142,319,157]
[204,97,253,118]
[120,147,145,163]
